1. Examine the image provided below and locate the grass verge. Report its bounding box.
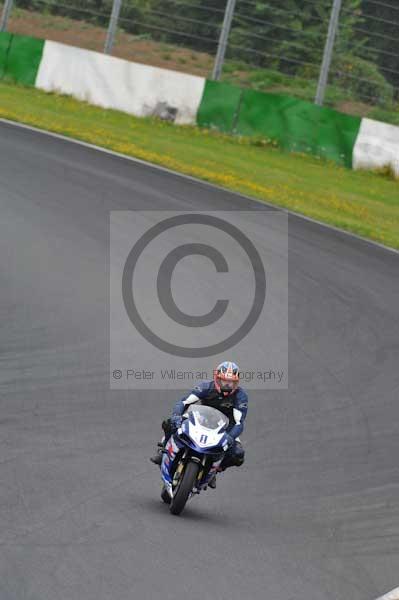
[0,81,398,250]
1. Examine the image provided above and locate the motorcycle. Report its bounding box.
[160,404,231,515]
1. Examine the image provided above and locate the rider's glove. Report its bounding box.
[170,415,183,431]
[225,433,235,448]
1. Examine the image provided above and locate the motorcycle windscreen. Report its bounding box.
[186,405,228,432]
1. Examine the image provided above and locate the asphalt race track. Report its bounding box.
[1,120,398,600]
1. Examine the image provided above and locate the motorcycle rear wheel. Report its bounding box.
[170,461,199,516]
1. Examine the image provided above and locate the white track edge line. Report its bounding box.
[1,116,398,256]
[376,587,399,599]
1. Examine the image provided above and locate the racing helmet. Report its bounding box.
[214,361,240,396]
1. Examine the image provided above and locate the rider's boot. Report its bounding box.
[208,474,217,489]
[208,465,224,489]
[150,442,164,465]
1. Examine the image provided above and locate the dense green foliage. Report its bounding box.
[17,0,399,108]
[362,0,399,90]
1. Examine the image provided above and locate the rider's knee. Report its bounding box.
[226,444,245,467]
[162,418,172,434]
[234,449,245,467]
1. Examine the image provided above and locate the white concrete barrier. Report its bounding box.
[33,39,399,179]
[353,118,399,177]
[36,41,205,125]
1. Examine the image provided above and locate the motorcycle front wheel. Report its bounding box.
[170,461,199,516]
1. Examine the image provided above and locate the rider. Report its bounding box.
[150,361,248,488]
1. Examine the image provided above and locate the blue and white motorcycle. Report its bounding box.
[160,404,230,515]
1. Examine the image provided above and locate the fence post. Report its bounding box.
[104,0,122,55]
[212,0,236,81]
[315,0,342,106]
[0,0,14,32]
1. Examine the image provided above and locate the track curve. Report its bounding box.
[0,121,398,600]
